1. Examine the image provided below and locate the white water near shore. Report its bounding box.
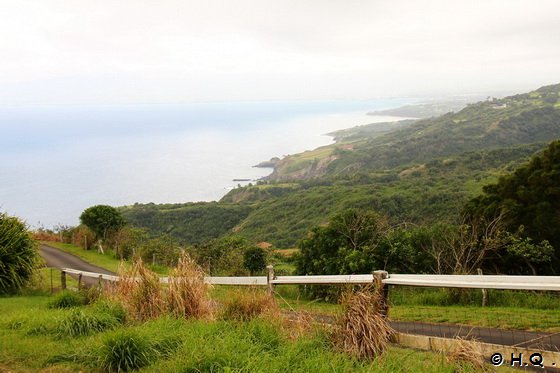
[0,100,410,227]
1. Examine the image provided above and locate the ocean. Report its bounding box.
[0,99,411,228]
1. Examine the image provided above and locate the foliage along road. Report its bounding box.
[39,244,115,286]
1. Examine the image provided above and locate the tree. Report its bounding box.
[189,236,248,276]
[296,210,389,276]
[0,213,38,294]
[465,140,560,272]
[421,215,506,275]
[243,247,267,275]
[79,205,126,242]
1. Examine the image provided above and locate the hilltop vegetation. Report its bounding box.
[121,202,252,245]
[120,84,560,254]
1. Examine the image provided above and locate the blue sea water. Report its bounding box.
[0,98,411,228]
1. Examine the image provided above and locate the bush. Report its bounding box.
[0,213,38,293]
[48,291,85,309]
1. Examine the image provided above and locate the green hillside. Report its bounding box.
[120,202,252,245]
[268,83,560,180]
[121,84,560,248]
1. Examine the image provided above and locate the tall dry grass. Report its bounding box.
[167,253,213,319]
[106,259,165,322]
[333,286,394,360]
[221,287,279,321]
[447,337,485,371]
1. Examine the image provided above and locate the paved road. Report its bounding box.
[39,244,115,286]
[287,311,560,353]
[392,321,560,352]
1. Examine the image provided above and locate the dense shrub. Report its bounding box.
[0,213,38,293]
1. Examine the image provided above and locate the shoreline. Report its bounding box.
[247,114,412,183]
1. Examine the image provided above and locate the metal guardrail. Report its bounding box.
[61,267,560,292]
[384,274,560,291]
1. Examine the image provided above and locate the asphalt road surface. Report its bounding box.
[39,244,115,286]
[392,321,560,352]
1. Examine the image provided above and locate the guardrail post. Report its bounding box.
[98,274,103,287]
[373,270,389,317]
[78,273,83,290]
[266,265,275,296]
[61,270,67,290]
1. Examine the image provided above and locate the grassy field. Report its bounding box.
[0,293,515,373]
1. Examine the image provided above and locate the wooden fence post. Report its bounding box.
[373,270,389,317]
[477,268,488,307]
[266,265,275,296]
[61,270,67,290]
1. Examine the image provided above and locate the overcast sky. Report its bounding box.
[1,0,559,104]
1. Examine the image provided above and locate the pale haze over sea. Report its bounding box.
[0,99,410,228]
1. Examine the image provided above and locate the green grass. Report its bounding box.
[0,294,514,373]
[387,287,560,332]
[389,305,560,332]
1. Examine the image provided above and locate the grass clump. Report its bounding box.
[92,322,181,372]
[93,300,128,324]
[48,291,85,309]
[167,253,212,319]
[97,330,154,372]
[221,288,279,321]
[447,337,485,371]
[54,308,121,338]
[333,286,394,361]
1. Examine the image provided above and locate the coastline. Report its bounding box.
[1,102,414,227]
[248,114,411,182]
